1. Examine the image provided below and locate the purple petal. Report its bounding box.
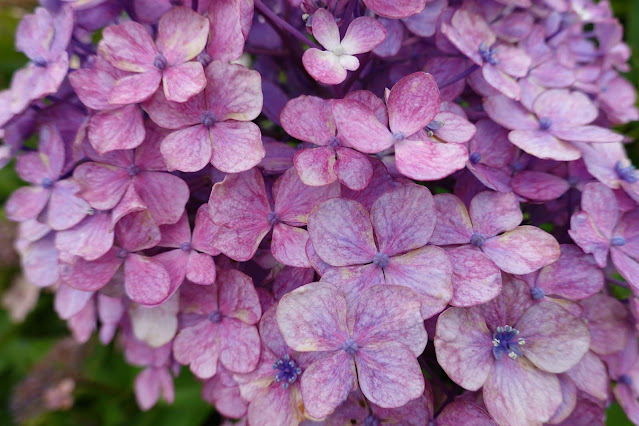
[280,96,335,145]
[210,121,265,173]
[272,224,311,268]
[156,6,209,65]
[173,320,219,379]
[5,186,49,222]
[218,269,261,324]
[134,172,188,225]
[533,89,597,128]
[566,351,608,401]
[395,139,468,181]
[55,212,114,261]
[436,401,496,425]
[362,0,427,19]
[332,99,393,153]
[509,129,581,161]
[469,191,522,237]
[143,89,204,130]
[124,253,171,305]
[387,72,440,136]
[205,61,263,122]
[89,105,146,154]
[99,21,157,72]
[161,125,211,172]
[74,162,130,210]
[483,95,538,131]
[108,70,162,105]
[581,294,630,356]
[446,245,502,307]
[162,62,206,103]
[191,204,221,256]
[293,147,338,187]
[430,193,473,245]
[511,171,570,201]
[60,249,121,292]
[333,147,373,191]
[48,180,89,231]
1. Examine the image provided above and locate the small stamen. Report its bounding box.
[363,415,380,426]
[116,249,129,259]
[33,56,47,67]
[153,54,168,70]
[200,111,216,128]
[620,374,633,386]
[372,252,389,269]
[328,136,341,148]
[469,152,481,164]
[342,338,359,356]
[41,178,53,189]
[470,233,487,247]
[208,311,222,323]
[492,325,525,360]
[267,211,278,225]
[615,161,638,183]
[272,354,302,389]
[478,42,499,65]
[392,131,406,142]
[180,242,192,252]
[539,117,552,130]
[611,236,626,247]
[127,164,140,177]
[530,287,545,300]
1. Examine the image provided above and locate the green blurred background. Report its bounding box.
[0,1,638,425]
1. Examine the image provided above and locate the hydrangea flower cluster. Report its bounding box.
[2,0,639,424]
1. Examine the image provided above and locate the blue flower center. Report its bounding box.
[392,131,406,142]
[363,415,380,426]
[116,249,129,259]
[342,338,359,356]
[539,117,552,130]
[127,164,140,177]
[530,287,545,300]
[273,354,302,389]
[492,325,525,360]
[200,111,216,128]
[615,161,638,183]
[469,152,481,164]
[153,54,168,70]
[180,242,192,252]
[33,56,47,67]
[425,120,445,137]
[611,236,626,246]
[620,374,633,385]
[478,43,499,65]
[41,177,53,189]
[267,211,278,225]
[328,136,341,148]
[372,252,389,269]
[470,233,487,247]
[208,310,222,323]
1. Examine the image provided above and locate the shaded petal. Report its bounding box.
[334,147,373,191]
[280,96,335,145]
[205,61,263,121]
[277,283,349,352]
[191,204,221,256]
[371,184,435,256]
[533,89,597,128]
[362,0,427,19]
[434,307,493,391]
[436,401,496,425]
[568,211,610,268]
[108,70,162,105]
[293,147,338,187]
[469,191,522,237]
[349,285,427,355]
[581,294,629,356]
[481,226,560,275]
[356,342,424,408]
[55,213,114,262]
[430,193,473,245]
[552,125,623,143]
[142,88,204,129]
[130,293,179,348]
[134,172,189,225]
[517,301,590,373]
[210,121,265,173]
[482,64,521,100]
[48,180,89,231]
[301,351,356,419]
[162,62,206,103]
[483,95,538,131]
[302,49,347,85]
[124,253,171,305]
[483,357,561,426]
[89,105,146,154]
[207,0,252,61]
[307,198,377,267]
[54,283,93,319]
[5,186,49,222]
[341,17,386,55]
[74,162,130,210]
[272,224,311,268]
[60,249,121,292]
[388,72,440,136]
[508,129,581,161]
[186,251,216,285]
[384,246,453,319]
[511,171,570,201]
[613,249,639,291]
[218,269,261,324]
[447,245,502,307]
[332,99,393,153]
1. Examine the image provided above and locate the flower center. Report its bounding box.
[478,43,499,65]
[539,117,552,130]
[328,136,341,148]
[392,131,406,142]
[267,211,278,225]
[620,374,633,385]
[180,242,192,252]
[492,325,525,360]
[33,56,47,67]
[272,354,302,389]
[208,310,222,323]
[615,161,638,183]
[363,415,380,426]
[372,252,389,269]
[342,338,359,356]
[470,233,487,247]
[425,120,445,137]
[116,249,129,259]
[41,177,53,189]
[530,287,545,300]
[611,236,626,246]
[127,164,140,177]
[200,111,216,128]
[153,54,168,70]
[469,152,481,164]
[197,52,212,67]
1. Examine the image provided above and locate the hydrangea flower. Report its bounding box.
[277,283,427,418]
[303,8,386,85]
[435,276,590,425]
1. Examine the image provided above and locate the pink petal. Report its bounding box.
[135,368,161,411]
[320,264,386,303]
[482,64,521,100]
[516,301,590,373]
[116,210,161,252]
[310,8,340,51]
[272,224,311,268]
[341,16,386,55]
[481,226,560,274]
[158,212,190,248]
[60,249,121,292]
[483,95,538,130]
[356,342,424,408]
[208,168,271,261]
[55,213,113,261]
[301,350,357,419]
[370,184,435,256]
[434,307,494,391]
[74,162,130,210]
[247,383,303,426]
[430,193,473,245]
[437,401,496,425]
[307,198,377,267]
[134,172,188,225]
[511,171,570,201]
[533,89,597,128]
[350,285,427,355]
[383,246,453,319]
[162,62,206,103]
[333,147,373,191]
[219,317,261,373]
[302,48,347,85]
[156,6,209,65]
[387,72,441,136]
[160,125,212,172]
[129,293,179,347]
[432,111,477,143]
[48,180,89,231]
[273,166,340,225]
[5,186,49,222]
[99,21,157,72]
[344,90,388,126]
[277,283,349,351]
[552,125,623,143]
[469,191,522,237]
[191,204,221,256]
[186,251,216,285]
[483,357,561,425]
[108,70,162,105]
[173,321,219,379]
[293,147,338,187]
[124,253,171,305]
[581,294,629,356]
[111,184,146,228]
[54,283,94,319]
[568,212,610,268]
[210,121,265,173]
[333,99,393,153]
[446,245,502,307]
[280,96,335,145]
[143,89,204,129]
[613,249,639,291]
[395,139,468,180]
[207,0,252,61]
[362,0,427,19]
[205,61,263,121]
[566,351,608,401]
[89,105,146,154]
[218,269,261,324]
[22,234,59,287]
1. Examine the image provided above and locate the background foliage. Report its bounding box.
[0,1,637,425]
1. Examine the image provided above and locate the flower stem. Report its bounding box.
[254,0,321,50]
[438,64,479,89]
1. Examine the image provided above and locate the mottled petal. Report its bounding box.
[447,245,502,307]
[340,17,386,55]
[219,317,261,373]
[108,70,162,105]
[566,351,608,401]
[394,139,468,181]
[293,147,338,187]
[205,61,263,121]
[156,6,209,65]
[99,21,157,72]
[387,72,441,136]
[301,351,356,419]
[89,105,146,154]
[210,121,265,173]
[430,193,473,245]
[124,254,171,305]
[162,62,206,103]
[160,125,211,172]
[173,320,219,379]
[332,99,393,153]
[5,186,49,222]
[469,191,522,237]
[333,147,373,191]
[272,224,311,268]
[310,8,340,51]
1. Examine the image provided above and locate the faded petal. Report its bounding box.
[210,121,265,173]
[447,245,502,307]
[387,72,441,136]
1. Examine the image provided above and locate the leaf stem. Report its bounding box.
[254,0,321,50]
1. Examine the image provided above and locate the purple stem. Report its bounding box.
[438,63,480,89]
[607,277,630,288]
[191,0,198,12]
[254,0,321,50]
[340,0,359,35]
